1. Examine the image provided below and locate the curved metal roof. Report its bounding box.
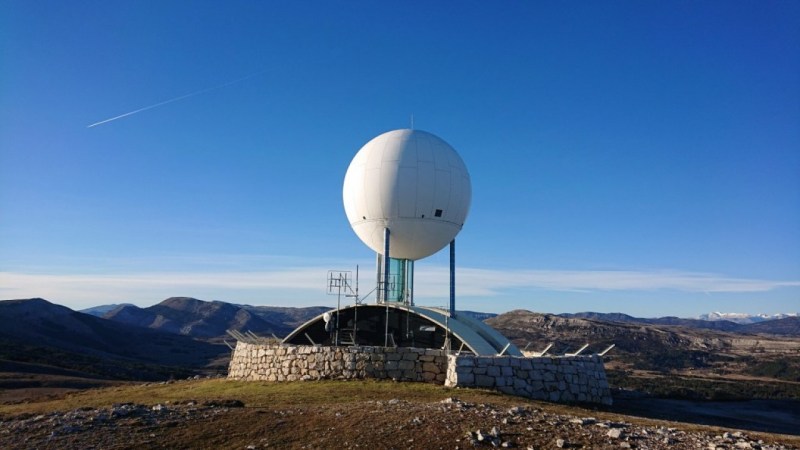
[282,303,522,356]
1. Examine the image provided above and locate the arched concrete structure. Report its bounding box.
[282,303,522,356]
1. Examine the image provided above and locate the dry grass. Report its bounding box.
[2,379,799,449]
[0,379,511,416]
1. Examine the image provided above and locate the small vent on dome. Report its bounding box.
[434,209,443,217]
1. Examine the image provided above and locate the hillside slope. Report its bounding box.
[0,298,227,380]
[556,312,788,333]
[487,309,800,399]
[103,297,297,338]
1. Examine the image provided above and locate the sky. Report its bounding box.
[1,1,798,317]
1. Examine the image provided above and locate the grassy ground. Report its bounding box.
[2,378,800,450]
[0,378,514,416]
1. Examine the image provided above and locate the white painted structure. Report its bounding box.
[343,129,472,261]
[286,127,508,352]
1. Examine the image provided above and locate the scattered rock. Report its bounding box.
[0,394,793,450]
[607,428,624,439]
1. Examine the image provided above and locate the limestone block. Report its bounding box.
[402,352,418,361]
[487,366,500,377]
[422,362,440,374]
[398,360,414,371]
[455,357,474,367]
[475,374,494,387]
[455,366,473,375]
[386,353,402,361]
[457,372,475,384]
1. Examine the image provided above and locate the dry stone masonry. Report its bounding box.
[227,343,448,383]
[227,343,612,405]
[444,354,612,405]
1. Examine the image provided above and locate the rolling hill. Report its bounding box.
[0,298,227,381]
[557,311,800,335]
[101,297,329,339]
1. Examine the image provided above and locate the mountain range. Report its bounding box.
[556,311,800,335]
[0,298,228,381]
[697,312,799,324]
[81,302,800,338]
[2,297,798,387]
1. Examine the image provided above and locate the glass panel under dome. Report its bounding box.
[386,258,407,302]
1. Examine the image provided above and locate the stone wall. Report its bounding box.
[445,354,612,405]
[227,343,612,405]
[227,343,448,383]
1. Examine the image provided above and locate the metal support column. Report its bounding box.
[409,260,414,306]
[375,252,382,302]
[449,239,455,317]
[383,228,390,347]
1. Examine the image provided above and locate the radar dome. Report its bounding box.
[343,129,471,260]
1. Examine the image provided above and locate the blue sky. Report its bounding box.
[1,1,798,317]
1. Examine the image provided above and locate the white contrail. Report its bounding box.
[87,71,266,128]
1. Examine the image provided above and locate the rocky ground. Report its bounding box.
[2,393,798,449]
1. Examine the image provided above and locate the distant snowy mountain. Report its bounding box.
[698,312,798,324]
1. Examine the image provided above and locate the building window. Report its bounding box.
[434,209,443,217]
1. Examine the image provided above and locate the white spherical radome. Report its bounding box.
[342,129,471,261]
